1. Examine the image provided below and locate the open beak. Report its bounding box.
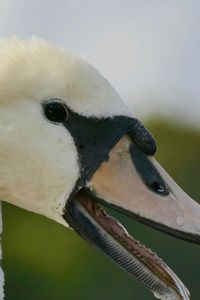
[64,135,200,300]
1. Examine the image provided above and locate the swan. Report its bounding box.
[0,37,199,300]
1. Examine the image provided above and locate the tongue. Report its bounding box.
[64,190,190,300]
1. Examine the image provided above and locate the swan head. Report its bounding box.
[0,37,132,224]
[0,37,199,299]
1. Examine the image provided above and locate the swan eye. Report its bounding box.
[43,100,68,123]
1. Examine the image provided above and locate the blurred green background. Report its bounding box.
[2,119,200,300]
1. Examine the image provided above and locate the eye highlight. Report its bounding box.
[43,100,68,123]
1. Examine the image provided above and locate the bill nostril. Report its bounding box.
[129,144,169,196]
[148,181,169,195]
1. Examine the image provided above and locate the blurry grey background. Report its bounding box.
[1,1,200,300]
[0,0,199,126]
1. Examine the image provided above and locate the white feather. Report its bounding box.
[0,37,134,298]
[0,37,132,118]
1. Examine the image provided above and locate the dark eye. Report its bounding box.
[43,101,68,123]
